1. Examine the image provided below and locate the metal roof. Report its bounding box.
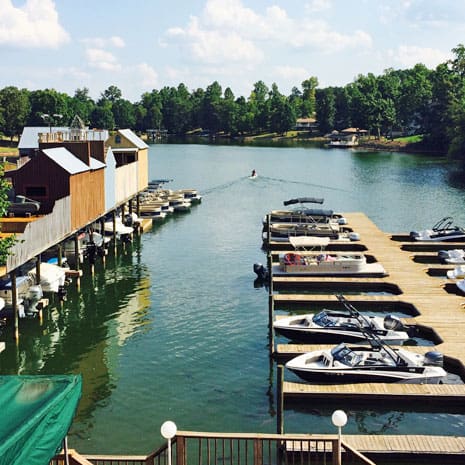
[89,158,106,170]
[42,147,90,174]
[18,127,68,149]
[118,129,149,149]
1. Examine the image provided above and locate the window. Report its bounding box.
[25,186,47,198]
[115,135,121,144]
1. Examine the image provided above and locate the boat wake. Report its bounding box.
[258,175,350,193]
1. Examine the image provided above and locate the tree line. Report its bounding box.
[1,44,465,157]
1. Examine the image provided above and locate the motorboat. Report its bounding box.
[26,262,68,295]
[179,189,202,203]
[274,308,409,344]
[0,276,43,317]
[265,198,347,225]
[447,265,465,279]
[104,219,134,242]
[285,342,446,384]
[6,194,40,217]
[456,279,465,294]
[274,251,387,277]
[167,195,191,212]
[263,225,360,243]
[410,217,465,242]
[438,249,465,264]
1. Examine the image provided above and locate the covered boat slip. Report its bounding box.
[0,374,82,465]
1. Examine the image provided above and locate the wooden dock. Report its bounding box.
[268,212,465,459]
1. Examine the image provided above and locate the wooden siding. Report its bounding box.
[104,148,117,212]
[70,170,105,230]
[6,197,71,271]
[8,152,70,214]
[115,163,139,205]
[137,148,148,191]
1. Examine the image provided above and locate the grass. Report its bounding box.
[393,134,424,143]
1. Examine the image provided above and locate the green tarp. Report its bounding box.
[0,374,82,465]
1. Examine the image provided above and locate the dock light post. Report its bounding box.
[161,420,177,465]
[332,410,347,465]
[40,113,63,133]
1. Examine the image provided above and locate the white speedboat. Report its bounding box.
[274,251,386,277]
[274,311,409,344]
[410,217,465,242]
[438,249,465,264]
[0,276,43,317]
[447,265,465,279]
[104,219,134,241]
[26,262,68,294]
[178,189,202,203]
[285,343,446,384]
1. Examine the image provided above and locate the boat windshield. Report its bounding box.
[312,311,334,327]
[331,344,362,366]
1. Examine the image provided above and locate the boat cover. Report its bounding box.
[289,236,330,249]
[283,197,324,206]
[0,374,82,465]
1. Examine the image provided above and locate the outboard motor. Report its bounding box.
[383,315,405,331]
[424,351,444,367]
[24,284,44,316]
[438,250,449,262]
[253,263,268,281]
[409,230,420,240]
[338,217,347,225]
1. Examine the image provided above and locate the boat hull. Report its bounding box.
[286,366,445,384]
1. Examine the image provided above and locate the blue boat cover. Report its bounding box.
[0,375,82,465]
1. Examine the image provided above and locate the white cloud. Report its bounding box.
[85,48,121,71]
[167,15,263,64]
[163,0,372,66]
[388,45,452,68]
[0,0,69,48]
[81,36,125,48]
[274,66,311,83]
[304,0,332,13]
[136,62,159,88]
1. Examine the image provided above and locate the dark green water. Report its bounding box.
[1,144,465,454]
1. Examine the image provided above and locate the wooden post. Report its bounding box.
[112,210,117,254]
[333,438,341,465]
[268,291,274,357]
[74,233,80,271]
[277,365,284,434]
[35,256,41,284]
[57,244,63,267]
[176,436,186,465]
[100,218,106,267]
[11,270,18,342]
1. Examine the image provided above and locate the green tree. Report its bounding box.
[0,86,30,141]
[316,87,336,134]
[112,99,136,128]
[301,76,319,116]
[90,101,115,129]
[28,88,69,126]
[69,88,95,124]
[0,164,15,265]
[248,81,269,132]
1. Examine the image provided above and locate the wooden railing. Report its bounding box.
[57,431,375,465]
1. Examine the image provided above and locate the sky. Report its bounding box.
[0,0,464,102]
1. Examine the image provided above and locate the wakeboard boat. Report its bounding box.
[410,217,465,242]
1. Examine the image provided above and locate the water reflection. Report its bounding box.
[0,239,151,438]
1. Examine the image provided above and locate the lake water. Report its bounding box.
[1,142,465,454]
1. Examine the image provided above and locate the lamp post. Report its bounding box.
[161,420,177,465]
[331,410,347,465]
[40,113,63,133]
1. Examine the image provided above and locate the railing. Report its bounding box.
[59,431,375,465]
